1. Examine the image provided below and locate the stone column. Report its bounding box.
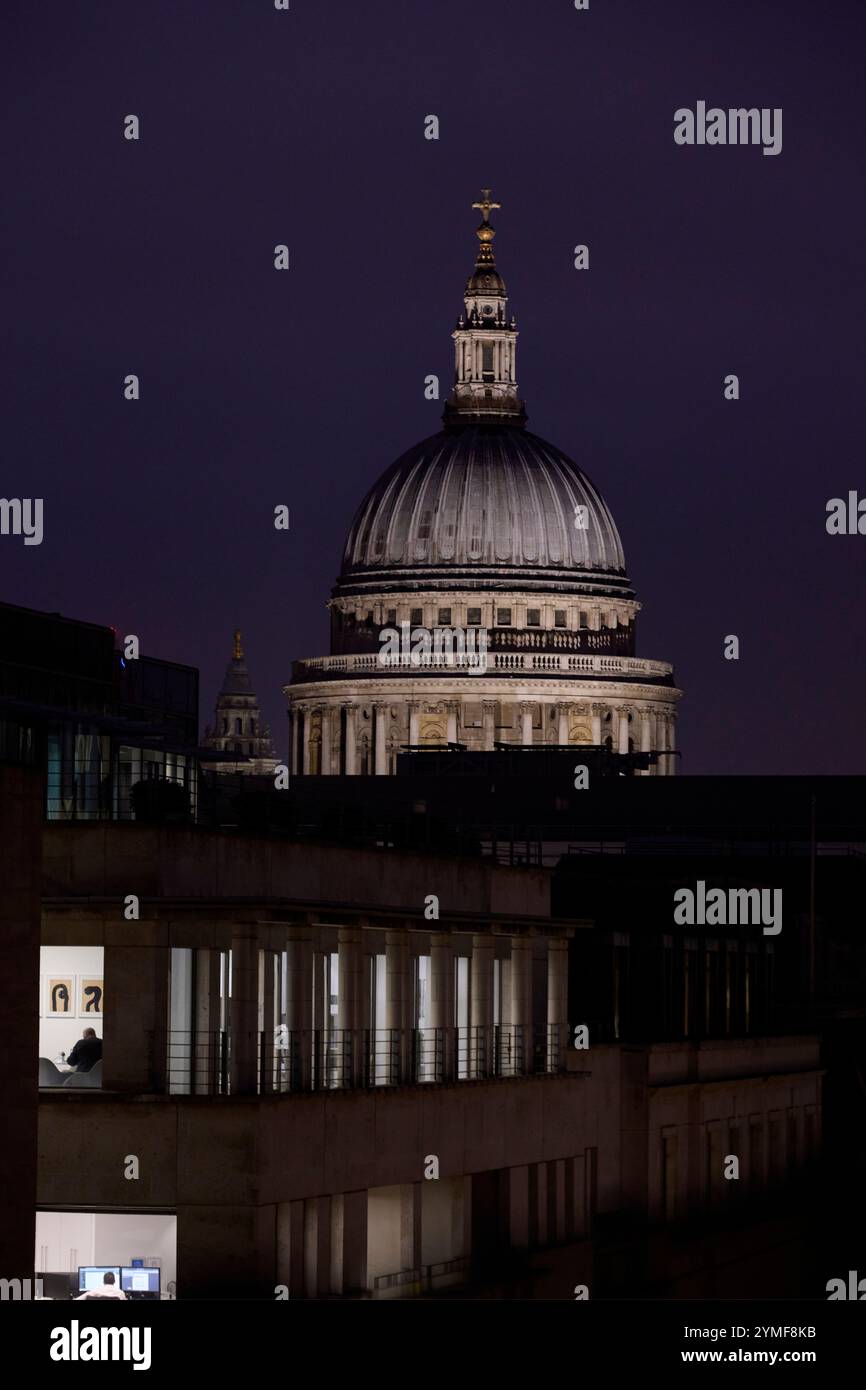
[547,939,569,1073]
[657,714,668,776]
[337,926,364,1087]
[470,934,495,1077]
[520,701,534,746]
[385,929,412,1083]
[591,703,603,745]
[344,705,356,775]
[639,709,652,776]
[429,932,455,1082]
[320,708,332,776]
[668,713,677,776]
[510,937,534,1074]
[407,701,420,747]
[230,929,259,1096]
[617,706,630,755]
[374,703,388,775]
[482,700,496,752]
[446,700,458,744]
[302,708,313,775]
[557,703,571,746]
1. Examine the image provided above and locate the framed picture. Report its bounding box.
[79,977,104,1017]
[45,977,75,1017]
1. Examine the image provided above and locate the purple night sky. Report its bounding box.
[3,0,865,773]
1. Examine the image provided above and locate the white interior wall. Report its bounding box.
[39,946,104,1060]
[366,1185,402,1282]
[35,1211,176,1289]
[94,1214,176,1290]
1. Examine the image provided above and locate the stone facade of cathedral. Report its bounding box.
[203,631,278,776]
[286,195,681,776]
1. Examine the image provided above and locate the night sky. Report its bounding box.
[3,0,865,774]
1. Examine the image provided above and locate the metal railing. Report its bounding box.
[165,1023,568,1096]
[372,1256,469,1298]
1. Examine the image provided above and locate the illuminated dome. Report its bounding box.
[338,425,631,599]
[286,190,681,782]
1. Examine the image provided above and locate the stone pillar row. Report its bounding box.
[292,700,677,775]
[225,927,577,1092]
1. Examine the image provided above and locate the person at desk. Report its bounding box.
[66,1027,102,1072]
[75,1272,126,1301]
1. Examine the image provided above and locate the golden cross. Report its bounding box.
[472,189,501,223]
[233,629,243,659]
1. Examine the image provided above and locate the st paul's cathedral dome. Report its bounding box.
[286,191,680,776]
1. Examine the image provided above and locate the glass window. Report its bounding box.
[527,608,540,626]
[579,611,588,628]
[411,608,423,626]
[497,608,512,626]
[235,718,242,735]
[467,607,482,626]
[555,610,566,628]
[438,608,452,625]
[386,609,397,625]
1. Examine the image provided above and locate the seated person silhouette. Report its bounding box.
[75,1272,126,1301]
[66,1027,102,1073]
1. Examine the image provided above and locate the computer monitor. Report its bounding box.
[38,1272,77,1300]
[130,1258,144,1268]
[121,1267,160,1297]
[78,1266,121,1292]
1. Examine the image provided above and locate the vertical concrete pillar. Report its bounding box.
[374,703,388,775]
[400,1183,422,1275]
[320,708,332,775]
[668,713,677,775]
[470,934,494,1077]
[385,929,412,1083]
[338,926,363,1086]
[103,941,170,1093]
[0,765,41,1287]
[260,948,277,1093]
[194,947,222,1094]
[342,1189,369,1296]
[316,1195,332,1296]
[285,929,313,1089]
[510,937,534,1074]
[344,705,357,775]
[230,930,259,1095]
[547,937,569,1072]
[429,932,455,1081]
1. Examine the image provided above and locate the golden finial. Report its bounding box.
[233,629,243,660]
[472,188,501,224]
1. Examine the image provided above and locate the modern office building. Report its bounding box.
[0,600,199,822]
[25,782,838,1300]
[286,194,681,777]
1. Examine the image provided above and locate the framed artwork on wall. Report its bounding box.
[45,977,75,1017]
[79,977,104,1017]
